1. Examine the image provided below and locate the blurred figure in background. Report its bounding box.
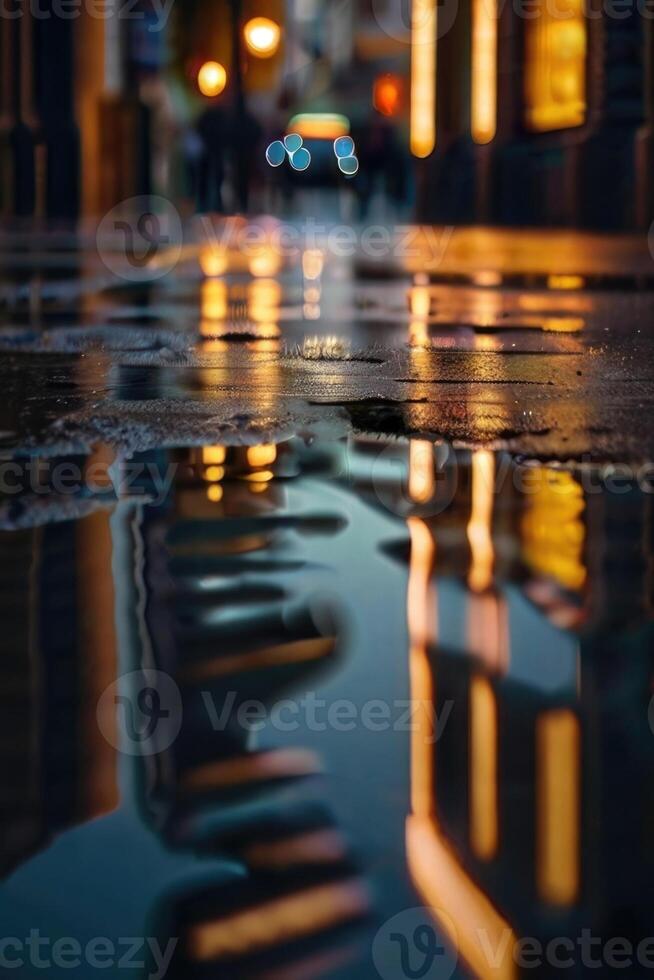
[139,72,179,199]
[195,95,263,214]
[353,108,408,220]
[231,103,263,214]
[196,99,230,213]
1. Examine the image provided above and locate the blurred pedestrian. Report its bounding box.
[353,113,408,220]
[230,104,262,214]
[196,101,229,213]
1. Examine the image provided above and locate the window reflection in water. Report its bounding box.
[0,435,653,979]
[397,435,654,978]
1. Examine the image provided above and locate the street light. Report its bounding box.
[197,61,227,97]
[373,74,403,117]
[243,17,281,58]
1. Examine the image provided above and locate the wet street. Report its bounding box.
[1,221,654,979]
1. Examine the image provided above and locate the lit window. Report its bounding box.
[471,0,498,143]
[524,0,587,132]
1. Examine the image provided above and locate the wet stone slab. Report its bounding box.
[1,238,654,463]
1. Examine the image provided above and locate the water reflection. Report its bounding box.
[133,443,365,976]
[387,438,653,978]
[0,435,653,977]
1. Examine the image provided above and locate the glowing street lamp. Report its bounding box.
[373,73,403,117]
[243,17,281,58]
[197,61,227,97]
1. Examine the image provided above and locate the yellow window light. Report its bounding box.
[197,61,227,98]
[244,17,281,58]
[202,446,226,465]
[469,675,499,860]
[410,0,437,157]
[247,444,277,468]
[524,0,587,132]
[471,0,498,143]
[521,468,586,592]
[536,709,581,905]
[547,274,585,290]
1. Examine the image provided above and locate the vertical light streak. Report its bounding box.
[302,249,323,321]
[407,516,437,818]
[467,450,495,593]
[469,674,498,860]
[409,285,431,347]
[409,441,436,505]
[406,501,516,978]
[77,502,119,815]
[467,590,509,673]
[411,0,437,157]
[471,0,498,144]
[536,709,580,905]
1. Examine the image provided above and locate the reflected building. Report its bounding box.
[157,800,369,979]
[2,429,654,979]
[135,443,344,830]
[119,440,371,976]
[345,435,654,977]
[0,438,370,977]
[0,503,119,877]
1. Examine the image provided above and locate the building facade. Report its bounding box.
[413,0,654,228]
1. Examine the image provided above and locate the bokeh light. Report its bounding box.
[244,17,281,58]
[197,61,227,98]
[373,74,403,117]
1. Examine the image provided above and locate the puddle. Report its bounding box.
[0,434,653,978]
[1,230,654,977]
